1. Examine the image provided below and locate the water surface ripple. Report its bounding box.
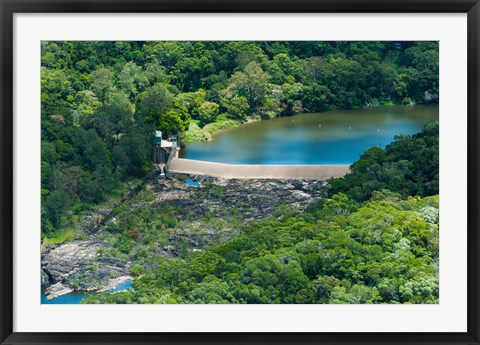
[180,105,439,164]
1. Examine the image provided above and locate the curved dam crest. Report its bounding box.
[171,106,438,179]
[169,158,350,179]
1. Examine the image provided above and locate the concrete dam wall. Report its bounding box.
[168,158,350,180]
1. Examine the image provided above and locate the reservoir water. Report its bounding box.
[180,105,439,164]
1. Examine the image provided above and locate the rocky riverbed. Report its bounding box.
[41,173,328,299]
[152,173,327,220]
[41,241,131,299]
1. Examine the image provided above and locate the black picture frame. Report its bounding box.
[1,1,479,344]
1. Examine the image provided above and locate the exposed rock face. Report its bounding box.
[135,174,328,256]
[41,174,327,299]
[151,174,326,222]
[41,270,50,287]
[41,241,130,298]
[45,282,73,299]
[424,90,439,102]
[98,275,132,292]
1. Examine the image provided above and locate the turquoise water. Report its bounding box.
[180,105,439,164]
[185,179,200,187]
[41,279,132,304]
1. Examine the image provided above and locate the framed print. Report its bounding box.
[1,1,479,344]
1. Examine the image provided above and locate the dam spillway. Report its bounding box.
[168,158,350,180]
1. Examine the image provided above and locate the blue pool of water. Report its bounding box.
[41,279,132,304]
[185,179,200,187]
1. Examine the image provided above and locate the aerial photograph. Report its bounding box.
[40,41,439,304]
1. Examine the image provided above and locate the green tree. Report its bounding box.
[158,110,187,137]
[91,68,114,103]
[41,67,73,117]
[136,83,174,124]
[118,61,149,98]
[72,90,101,126]
[113,127,152,178]
[93,92,134,147]
[228,61,270,113]
[226,96,249,120]
[43,189,72,228]
[197,102,219,126]
[143,41,185,68]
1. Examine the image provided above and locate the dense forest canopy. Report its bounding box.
[41,41,440,304]
[84,123,439,304]
[41,40,439,234]
[329,122,439,201]
[42,41,439,120]
[86,194,439,304]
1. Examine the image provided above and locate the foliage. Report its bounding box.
[329,122,439,201]
[86,192,439,304]
[82,121,439,304]
[41,42,439,305]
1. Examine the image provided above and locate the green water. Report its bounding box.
[180,105,439,164]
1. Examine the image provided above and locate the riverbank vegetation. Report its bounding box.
[41,41,439,303]
[41,41,439,235]
[81,123,439,304]
[86,194,439,304]
[329,122,439,201]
